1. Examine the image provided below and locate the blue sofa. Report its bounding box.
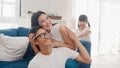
[0,27,91,68]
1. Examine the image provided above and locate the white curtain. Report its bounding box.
[74,0,100,56]
[99,0,120,54]
[74,0,120,56]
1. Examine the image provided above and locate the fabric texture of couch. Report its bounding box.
[0,27,91,68]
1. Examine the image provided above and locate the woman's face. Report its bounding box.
[38,14,52,32]
[35,28,52,47]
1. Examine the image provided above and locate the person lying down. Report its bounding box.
[28,26,91,68]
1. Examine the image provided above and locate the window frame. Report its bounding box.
[0,0,20,18]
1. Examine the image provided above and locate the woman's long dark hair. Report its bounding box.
[31,11,46,27]
[78,14,90,28]
[31,11,58,28]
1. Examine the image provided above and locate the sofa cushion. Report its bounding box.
[0,28,17,36]
[0,60,29,68]
[0,34,29,61]
[17,27,35,59]
[17,27,30,36]
[65,59,78,68]
[23,43,35,59]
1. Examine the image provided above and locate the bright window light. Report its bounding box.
[3,4,15,17]
[0,5,1,16]
[0,0,20,29]
[3,0,15,3]
[0,0,18,18]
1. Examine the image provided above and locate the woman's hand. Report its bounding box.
[29,33,35,45]
[29,33,39,54]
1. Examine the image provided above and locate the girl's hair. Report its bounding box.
[31,11,46,27]
[78,14,90,28]
[31,10,58,28]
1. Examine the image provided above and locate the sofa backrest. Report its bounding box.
[17,27,35,59]
[0,27,35,60]
[17,27,30,37]
[0,28,17,36]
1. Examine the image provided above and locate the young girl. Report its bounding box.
[75,15,91,42]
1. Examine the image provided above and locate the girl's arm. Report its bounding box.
[78,28,91,38]
[29,33,39,54]
[59,25,76,50]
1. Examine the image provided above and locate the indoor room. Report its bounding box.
[0,0,120,68]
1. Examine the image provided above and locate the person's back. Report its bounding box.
[50,23,64,43]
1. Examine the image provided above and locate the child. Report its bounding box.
[75,15,91,42]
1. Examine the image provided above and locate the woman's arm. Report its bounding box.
[29,33,39,54]
[66,28,91,64]
[75,40,91,64]
[52,41,75,49]
[59,25,76,50]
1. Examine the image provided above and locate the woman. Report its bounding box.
[29,11,77,54]
[28,26,91,68]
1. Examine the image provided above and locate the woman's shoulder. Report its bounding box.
[59,24,67,31]
[51,23,60,31]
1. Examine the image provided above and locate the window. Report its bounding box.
[73,0,100,56]
[0,0,19,18]
[99,0,120,54]
[4,0,15,2]
[0,0,20,29]
[0,4,1,16]
[3,4,15,17]
[0,0,1,16]
[72,0,88,29]
[73,0,120,55]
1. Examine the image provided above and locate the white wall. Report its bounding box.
[99,0,120,54]
[18,0,68,28]
[87,0,100,57]
[21,0,66,20]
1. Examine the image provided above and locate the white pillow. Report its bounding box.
[0,34,29,61]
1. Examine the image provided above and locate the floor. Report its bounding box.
[91,52,120,68]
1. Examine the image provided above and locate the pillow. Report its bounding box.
[0,34,29,61]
